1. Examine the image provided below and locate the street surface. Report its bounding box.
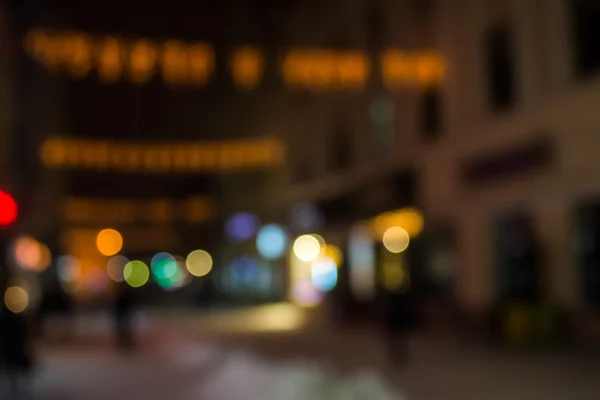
[6,304,600,399]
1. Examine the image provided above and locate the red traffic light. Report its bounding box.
[0,190,18,227]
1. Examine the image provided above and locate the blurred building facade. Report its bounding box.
[281,0,600,335]
[0,0,13,190]
[4,0,296,303]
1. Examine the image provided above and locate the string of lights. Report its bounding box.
[24,29,445,90]
[40,137,286,173]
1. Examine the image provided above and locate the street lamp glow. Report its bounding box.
[13,236,42,271]
[186,250,213,277]
[124,260,150,288]
[96,228,123,256]
[382,227,410,254]
[293,235,321,262]
[4,286,29,314]
[0,190,18,227]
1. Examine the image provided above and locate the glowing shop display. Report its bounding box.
[256,224,289,259]
[381,253,410,293]
[348,224,376,301]
[124,260,150,288]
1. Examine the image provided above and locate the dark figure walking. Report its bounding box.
[36,281,75,343]
[384,290,416,368]
[0,305,34,395]
[113,284,136,352]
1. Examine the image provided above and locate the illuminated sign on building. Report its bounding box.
[40,137,286,173]
[24,29,445,90]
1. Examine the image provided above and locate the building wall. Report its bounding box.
[0,1,13,189]
[283,0,600,314]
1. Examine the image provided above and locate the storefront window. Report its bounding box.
[493,212,541,303]
[574,201,600,307]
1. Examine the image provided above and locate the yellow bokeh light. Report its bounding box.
[124,260,150,288]
[397,208,424,238]
[14,236,42,271]
[321,244,343,267]
[186,250,213,277]
[372,208,424,239]
[293,235,322,262]
[96,228,123,256]
[382,227,410,254]
[4,286,29,313]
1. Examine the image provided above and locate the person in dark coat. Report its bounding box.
[0,304,34,395]
[113,283,136,351]
[384,290,416,368]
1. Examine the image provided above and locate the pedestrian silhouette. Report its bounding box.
[0,303,34,395]
[113,283,136,352]
[384,290,415,368]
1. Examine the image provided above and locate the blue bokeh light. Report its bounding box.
[311,257,338,292]
[151,252,177,280]
[225,212,261,242]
